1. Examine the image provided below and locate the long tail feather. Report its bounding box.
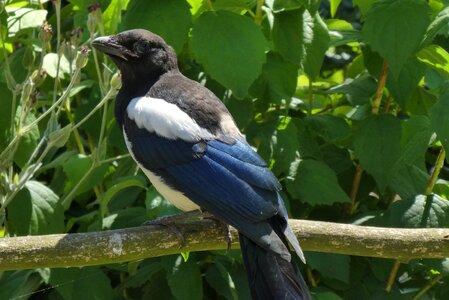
[239,231,312,300]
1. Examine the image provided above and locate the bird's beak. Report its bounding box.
[91,36,130,61]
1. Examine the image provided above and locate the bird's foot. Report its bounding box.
[142,210,204,248]
[203,214,233,251]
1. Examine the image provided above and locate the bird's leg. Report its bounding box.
[142,210,205,248]
[202,214,233,251]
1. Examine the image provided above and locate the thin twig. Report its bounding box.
[372,62,389,114]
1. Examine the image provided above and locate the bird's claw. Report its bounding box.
[142,210,203,248]
[203,214,233,251]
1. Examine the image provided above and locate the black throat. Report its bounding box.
[115,69,161,128]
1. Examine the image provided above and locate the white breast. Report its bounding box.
[123,130,200,212]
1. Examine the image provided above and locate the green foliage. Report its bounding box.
[191,10,266,97]
[0,0,449,299]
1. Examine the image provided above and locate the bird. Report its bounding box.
[92,29,311,300]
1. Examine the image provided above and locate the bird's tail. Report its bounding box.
[238,222,311,300]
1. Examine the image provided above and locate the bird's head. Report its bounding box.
[92,29,178,85]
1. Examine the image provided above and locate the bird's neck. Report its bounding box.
[115,69,173,127]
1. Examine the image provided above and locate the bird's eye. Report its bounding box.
[134,41,149,54]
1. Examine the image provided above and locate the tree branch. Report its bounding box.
[1,219,449,271]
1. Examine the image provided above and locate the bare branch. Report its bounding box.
[1,219,449,271]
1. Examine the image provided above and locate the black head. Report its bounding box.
[92,29,178,87]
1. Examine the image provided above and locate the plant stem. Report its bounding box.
[0,69,81,164]
[92,48,106,95]
[385,260,401,292]
[349,164,363,215]
[99,154,131,165]
[372,62,389,114]
[425,148,446,195]
[64,101,86,154]
[1,141,52,213]
[255,0,264,25]
[412,274,443,300]
[73,88,114,130]
[308,78,313,116]
[52,0,62,104]
[384,94,392,113]
[306,268,317,287]
[25,69,81,131]
[61,164,95,209]
[0,16,15,92]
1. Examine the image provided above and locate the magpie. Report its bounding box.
[92,29,311,300]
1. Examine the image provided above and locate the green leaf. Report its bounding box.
[102,207,148,229]
[262,52,299,101]
[362,0,431,77]
[330,0,342,18]
[272,118,301,175]
[430,89,449,153]
[327,72,377,105]
[124,261,162,288]
[145,186,182,218]
[421,7,449,47]
[389,116,431,199]
[100,176,146,213]
[191,11,266,97]
[273,8,329,79]
[0,83,12,149]
[307,252,350,284]
[266,0,307,12]
[49,267,113,300]
[417,44,449,78]
[6,7,48,35]
[142,269,173,298]
[121,0,191,52]
[301,12,330,80]
[352,0,375,15]
[0,270,35,300]
[14,111,40,168]
[387,194,449,228]
[390,164,429,200]
[8,181,65,235]
[353,114,402,191]
[163,255,203,300]
[42,53,72,79]
[226,96,253,129]
[212,0,256,13]
[405,87,438,116]
[102,0,130,34]
[399,115,432,165]
[286,159,350,205]
[314,288,344,300]
[295,119,323,159]
[62,154,109,195]
[386,57,427,108]
[273,9,304,64]
[205,262,238,300]
[305,114,351,143]
[329,29,361,47]
[48,124,73,148]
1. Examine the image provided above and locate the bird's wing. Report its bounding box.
[124,115,294,258]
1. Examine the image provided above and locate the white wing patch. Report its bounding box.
[126,96,216,142]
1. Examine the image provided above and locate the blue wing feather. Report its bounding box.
[208,139,267,167]
[124,117,295,258]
